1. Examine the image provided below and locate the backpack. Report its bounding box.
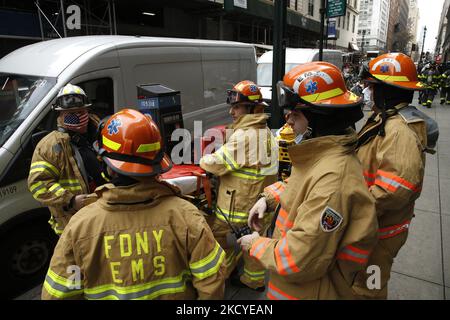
[398,105,439,153]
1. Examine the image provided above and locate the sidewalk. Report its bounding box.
[15,94,450,300]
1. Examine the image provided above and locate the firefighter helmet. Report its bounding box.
[53,83,91,111]
[226,80,263,105]
[364,53,424,91]
[97,109,172,177]
[277,61,362,110]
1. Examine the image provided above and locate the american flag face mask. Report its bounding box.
[62,110,89,133]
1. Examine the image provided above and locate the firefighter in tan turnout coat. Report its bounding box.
[200,80,278,291]
[28,83,105,235]
[238,62,379,300]
[42,109,226,300]
[352,53,428,299]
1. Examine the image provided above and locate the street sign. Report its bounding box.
[326,0,347,18]
[327,20,337,39]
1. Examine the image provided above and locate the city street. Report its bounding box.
[16,93,450,300]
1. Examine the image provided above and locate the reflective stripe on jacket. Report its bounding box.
[249,132,378,299]
[41,180,226,300]
[356,106,426,230]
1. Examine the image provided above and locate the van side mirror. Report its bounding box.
[31,130,50,149]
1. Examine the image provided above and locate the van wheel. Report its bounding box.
[0,219,58,299]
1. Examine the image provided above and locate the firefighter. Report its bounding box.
[199,80,278,291]
[440,64,450,105]
[417,64,428,105]
[421,62,441,108]
[28,83,106,235]
[41,109,226,300]
[238,62,379,300]
[352,53,428,299]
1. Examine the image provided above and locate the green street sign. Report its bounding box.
[327,0,347,18]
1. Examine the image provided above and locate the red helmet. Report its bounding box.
[278,61,362,110]
[97,109,172,176]
[226,80,263,105]
[366,53,424,90]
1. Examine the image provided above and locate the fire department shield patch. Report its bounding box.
[320,206,343,232]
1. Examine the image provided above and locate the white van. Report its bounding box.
[257,48,343,100]
[0,35,256,298]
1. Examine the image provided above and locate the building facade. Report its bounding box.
[435,0,450,60]
[407,0,420,60]
[386,0,409,52]
[357,0,390,52]
[0,0,327,59]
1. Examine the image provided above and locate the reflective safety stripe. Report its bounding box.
[337,245,370,264]
[218,146,277,180]
[248,94,262,101]
[363,171,376,187]
[216,147,239,171]
[264,182,286,203]
[243,267,265,281]
[275,208,294,235]
[30,161,60,178]
[102,136,121,151]
[267,282,299,300]
[30,181,48,199]
[364,170,421,193]
[136,142,161,153]
[215,207,248,224]
[84,271,192,300]
[373,75,410,82]
[378,220,410,239]
[225,250,236,268]
[375,170,421,193]
[59,179,83,191]
[189,242,225,280]
[44,268,83,299]
[48,218,63,236]
[301,87,344,103]
[49,183,66,196]
[274,237,300,275]
[250,238,271,259]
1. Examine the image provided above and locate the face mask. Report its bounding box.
[294,133,304,144]
[61,110,89,133]
[295,127,312,144]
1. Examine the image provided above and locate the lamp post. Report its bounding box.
[319,0,326,60]
[420,26,427,62]
[361,30,366,56]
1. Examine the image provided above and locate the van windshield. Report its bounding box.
[0,73,56,147]
[257,63,300,86]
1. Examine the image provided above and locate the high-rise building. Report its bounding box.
[407,0,420,60]
[386,0,409,52]
[435,0,450,58]
[357,0,390,52]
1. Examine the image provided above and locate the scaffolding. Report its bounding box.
[35,0,116,39]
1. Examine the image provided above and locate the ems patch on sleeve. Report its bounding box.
[320,206,343,232]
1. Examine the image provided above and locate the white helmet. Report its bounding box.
[53,83,91,111]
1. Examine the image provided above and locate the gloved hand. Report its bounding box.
[237,231,260,251]
[248,197,267,232]
[73,194,88,211]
